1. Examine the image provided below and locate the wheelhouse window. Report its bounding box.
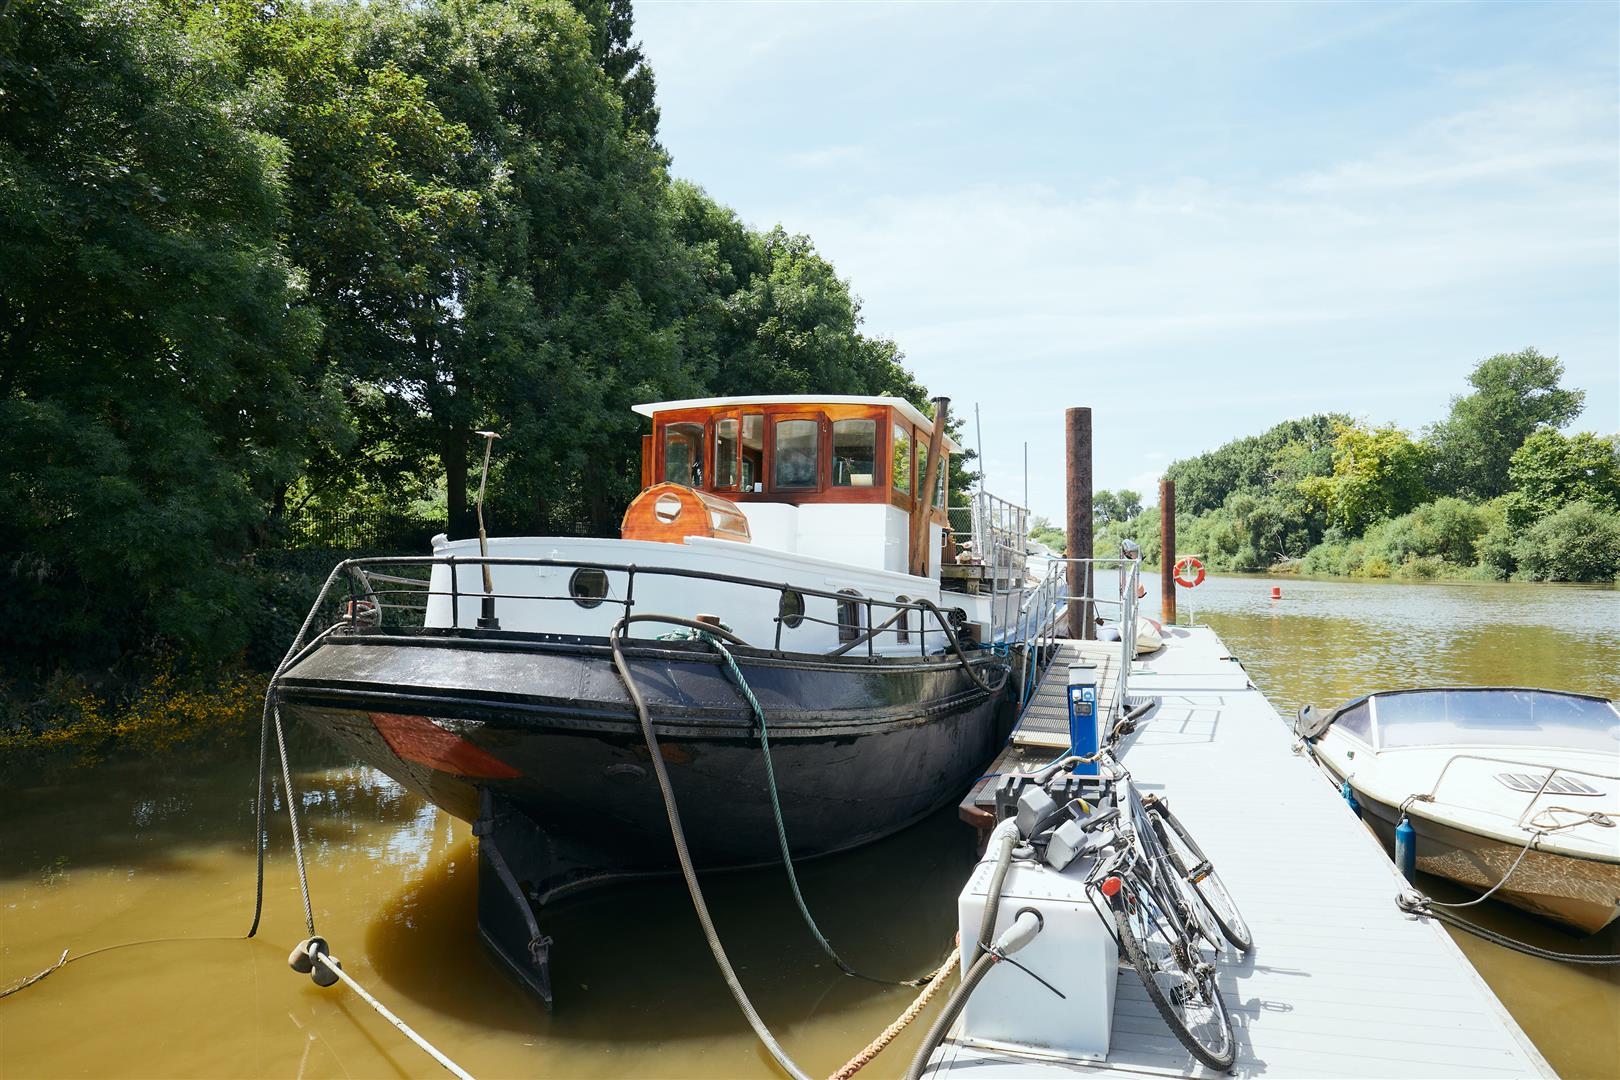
[935,451,948,507]
[892,423,912,493]
[715,418,739,490]
[832,418,878,487]
[773,419,819,489]
[741,414,763,491]
[663,423,705,486]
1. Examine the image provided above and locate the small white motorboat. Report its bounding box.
[1298,687,1620,934]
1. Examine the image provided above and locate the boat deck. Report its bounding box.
[937,626,1553,1078]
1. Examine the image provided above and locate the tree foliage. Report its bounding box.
[1425,348,1585,499]
[1163,414,1344,516]
[1510,501,1620,583]
[1504,429,1620,525]
[1094,489,1143,525]
[0,0,328,670]
[1298,422,1429,534]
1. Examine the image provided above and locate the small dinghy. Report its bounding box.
[1298,687,1620,934]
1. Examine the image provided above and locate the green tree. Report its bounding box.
[1095,489,1143,525]
[1425,348,1586,499]
[1164,414,1345,515]
[1505,429,1620,524]
[570,0,661,141]
[1299,422,1429,534]
[202,0,489,534]
[0,0,327,668]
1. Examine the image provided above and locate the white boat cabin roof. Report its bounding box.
[633,395,963,453]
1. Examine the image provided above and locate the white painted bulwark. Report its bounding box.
[423,534,948,655]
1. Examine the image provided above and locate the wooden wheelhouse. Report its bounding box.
[625,396,959,577]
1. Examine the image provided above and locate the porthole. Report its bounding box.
[836,589,864,643]
[654,492,683,523]
[779,589,805,629]
[570,567,609,608]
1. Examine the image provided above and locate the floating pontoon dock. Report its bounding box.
[942,625,1554,1078]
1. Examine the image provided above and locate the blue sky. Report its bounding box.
[632,1,1619,520]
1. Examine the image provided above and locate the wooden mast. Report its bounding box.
[909,396,949,577]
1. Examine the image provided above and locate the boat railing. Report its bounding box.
[304,555,996,664]
[1413,752,1620,832]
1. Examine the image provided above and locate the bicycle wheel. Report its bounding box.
[1109,870,1236,1071]
[1148,802,1253,952]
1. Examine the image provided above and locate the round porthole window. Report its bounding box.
[779,589,805,629]
[570,567,609,608]
[654,493,683,523]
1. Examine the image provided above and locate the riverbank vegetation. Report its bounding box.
[1069,350,1619,583]
[1,0,972,737]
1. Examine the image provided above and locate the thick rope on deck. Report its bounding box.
[827,945,960,1080]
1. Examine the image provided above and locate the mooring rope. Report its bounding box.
[1396,819,1620,965]
[828,945,961,1080]
[300,944,476,1079]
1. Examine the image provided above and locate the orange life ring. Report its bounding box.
[1173,556,1206,589]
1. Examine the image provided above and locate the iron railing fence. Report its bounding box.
[946,491,1029,586]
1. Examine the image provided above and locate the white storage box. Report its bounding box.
[956,853,1118,1059]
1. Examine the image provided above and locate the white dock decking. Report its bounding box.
[933,626,1553,1079]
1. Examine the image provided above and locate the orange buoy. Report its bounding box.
[1270,585,1282,600]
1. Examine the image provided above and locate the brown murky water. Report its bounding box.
[3,576,1617,1078]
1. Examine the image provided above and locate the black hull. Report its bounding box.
[278,628,1011,880]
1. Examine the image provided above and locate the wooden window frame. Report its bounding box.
[650,403,921,509]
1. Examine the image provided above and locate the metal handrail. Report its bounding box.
[1410,752,1620,833]
[1002,555,1141,720]
[312,554,980,663]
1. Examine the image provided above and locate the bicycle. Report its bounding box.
[997,745,1250,1071]
[1082,783,1238,1071]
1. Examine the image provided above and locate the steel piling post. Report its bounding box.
[1160,478,1177,626]
[1065,408,1093,640]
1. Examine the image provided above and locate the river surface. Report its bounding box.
[2,575,1617,1078]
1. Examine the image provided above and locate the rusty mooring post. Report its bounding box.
[1160,478,1177,626]
[1066,407,1093,640]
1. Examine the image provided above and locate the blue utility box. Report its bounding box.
[1067,663,1100,774]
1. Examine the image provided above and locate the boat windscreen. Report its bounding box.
[1373,690,1620,753]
